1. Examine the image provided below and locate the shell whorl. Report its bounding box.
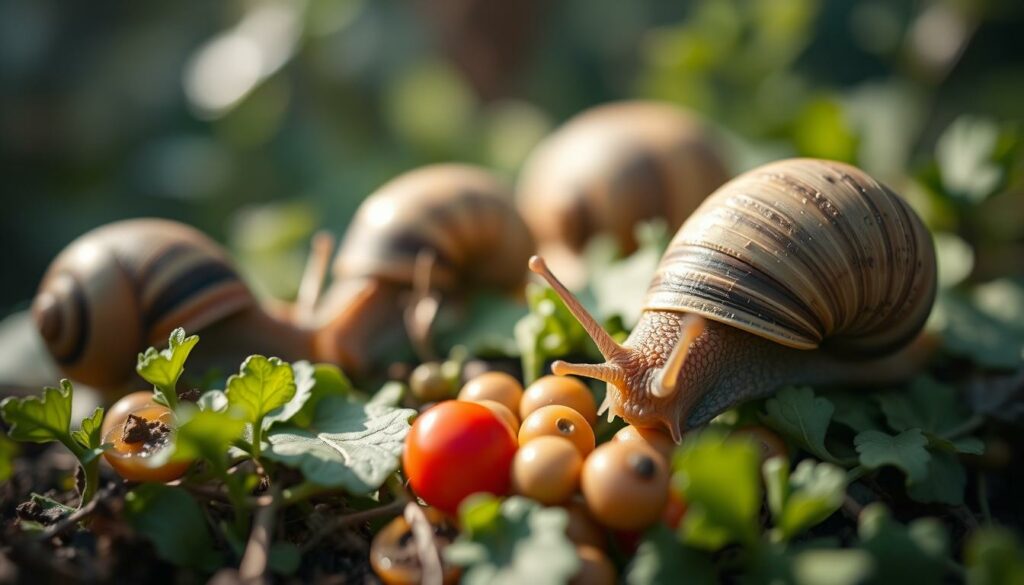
[517,100,730,254]
[644,158,937,356]
[333,164,536,293]
[32,218,254,388]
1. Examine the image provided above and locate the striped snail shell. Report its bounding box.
[313,164,536,369]
[331,164,535,293]
[517,101,730,257]
[32,219,257,390]
[529,158,938,441]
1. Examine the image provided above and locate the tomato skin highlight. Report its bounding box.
[403,401,518,514]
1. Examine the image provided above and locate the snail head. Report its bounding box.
[527,256,706,442]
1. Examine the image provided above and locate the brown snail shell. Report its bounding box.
[528,158,938,441]
[32,219,269,391]
[517,101,730,257]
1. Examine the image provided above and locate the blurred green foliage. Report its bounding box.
[3,0,1023,317]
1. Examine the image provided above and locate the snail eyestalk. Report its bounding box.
[527,255,626,360]
[652,314,706,398]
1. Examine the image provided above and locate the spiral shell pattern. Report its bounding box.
[334,164,536,292]
[32,219,253,388]
[644,158,937,355]
[517,101,730,254]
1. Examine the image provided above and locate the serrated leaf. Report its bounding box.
[263,396,414,493]
[197,390,228,412]
[587,220,668,328]
[71,407,107,464]
[263,360,315,430]
[935,115,1006,203]
[515,283,602,384]
[124,484,220,570]
[226,355,296,428]
[876,377,973,437]
[446,495,580,585]
[137,328,199,405]
[826,390,883,433]
[855,429,931,483]
[1,380,75,447]
[929,290,1024,370]
[762,387,838,463]
[673,430,761,550]
[777,460,846,540]
[625,524,716,585]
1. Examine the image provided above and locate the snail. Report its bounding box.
[527,158,938,442]
[312,163,535,365]
[31,218,313,393]
[33,164,534,393]
[517,100,730,285]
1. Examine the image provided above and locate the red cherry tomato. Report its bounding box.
[403,401,518,514]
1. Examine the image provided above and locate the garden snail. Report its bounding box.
[312,163,535,364]
[517,101,729,285]
[528,158,937,442]
[32,218,312,393]
[33,165,534,393]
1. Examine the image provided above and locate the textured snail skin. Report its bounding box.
[532,158,938,442]
[518,101,729,255]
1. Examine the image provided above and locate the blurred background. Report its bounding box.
[2,0,1023,316]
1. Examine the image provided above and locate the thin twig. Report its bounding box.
[238,486,279,585]
[405,502,444,585]
[35,487,114,542]
[841,494,864,520]
[299,500,406,554]
[295,230,335,327]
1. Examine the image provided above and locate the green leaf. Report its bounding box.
[929,288,1024,370]
[136,328,199,407]
[791,549,875,585]
[446,495,580,585]
[170,409,246,466]
[263,396,415,493]
[1,380,75,448]
[673,430,761,550]
[762,387,838,463]
[854,429,931,483]
[826,390,883,433]
[587,220,669,328]
[124,484,220,570]
[776,460,846,540]
[262,360,316,430]
[905,450,967,506]
[286,363,352,428]
[16,493,74,531]
[226,355,297,428]
[71,407,106,464]
[0,435,17,483]
[965,526,1024,585]
[857,504,948,585]
[876,377,973,437]
[515,283,602,384]
[625,524,716,585]
[935,115,1008,204]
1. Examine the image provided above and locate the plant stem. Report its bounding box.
[945,414,985,440]
[252,417,263,461]
[846,465,868,483]
[281,482,329,506]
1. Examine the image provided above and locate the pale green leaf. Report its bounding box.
[226,355,296,427]
[778,460,846,539]
[965,526,1024,585]
[1,380,74,447]
[136,328,199,405]
[673,430,761,549]
[446,496,580,585]
[263,360,316,430]
[792,549,875,585]
[858,504,949,584]
[763,386,837,462]
[263,396,414,493]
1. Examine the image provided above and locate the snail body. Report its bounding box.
[529,158,937,441]
[33,165,535,394]
[517,101,729,284]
